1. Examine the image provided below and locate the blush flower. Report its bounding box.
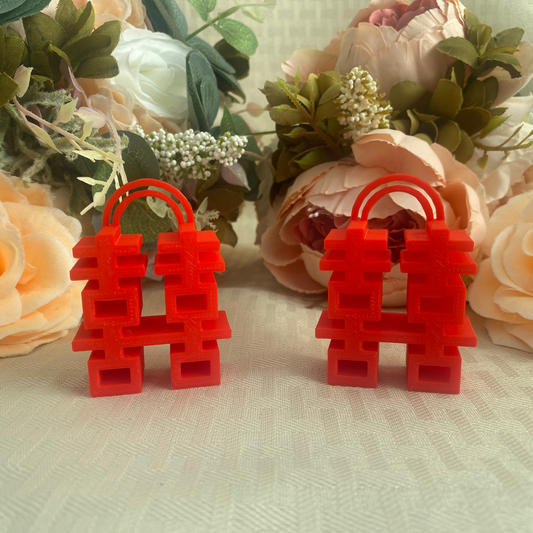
[283,0,468,95]
[468,191,533,352]
[72,0,148,30]
[0,171,83,357]
[260,129,486,306]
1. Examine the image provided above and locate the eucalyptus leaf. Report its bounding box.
[186,0,216,21]
[0,0,52,25]
[186,49,219,131]
[119,131,160,180]
[188,36,235,74]
[142,0,188,41]
[428,79,463,119]
[215,19,258,56]
[389,81,427,113]
[436,37,479,68]
[220,105,260,154]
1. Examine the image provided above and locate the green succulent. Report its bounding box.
[0,0,52,25]
[264,70,350,199]
[21,0,120,90]
[390,10,526,163]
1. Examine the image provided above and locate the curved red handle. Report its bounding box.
[102,179,195,228]
[351,174,445,222]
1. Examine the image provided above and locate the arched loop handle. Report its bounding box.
[102,179,195,228]
[351,174,445,222]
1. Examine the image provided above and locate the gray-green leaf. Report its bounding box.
[214,19,258,56]
[186,0,216,21]
[436,37,479,68]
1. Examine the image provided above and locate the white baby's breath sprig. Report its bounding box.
[136,127,248,183]
[336,67,392,144]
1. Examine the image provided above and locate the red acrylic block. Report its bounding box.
[316,174,477,394]
[70,179,231,398]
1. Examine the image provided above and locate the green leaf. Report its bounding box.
[214,19,258,56]
[220,105,261,154]
[30,50,53,80]
[482,76,499,107]
[142,0,188,41]
[120,131,160,180]
[315,99,340,122]
[319,84,341,106]
[23,12,68,52]
[494,27,525,49]
[293,147,334,171]
[454,130,475,163]
[186,49,219,131]
[414,133,433,145]
[479,116,509,138]
[62,3,94,46]
[186,0,216,21]
[392,119,410,135]
[262,80,291,106]
[428,79,463,119]
[0,27,5,73]
[0,108,10,143]
[121,199,172,243]
[90,20,121,57]
[436,37,479,68]
[63,34,111,68]
[406,109,420,136]
[462,80,485,108]
[269,104,304,126]
[56,0,77,30]
[188,36,235,74]
[0,72,18,107]
[436,120,462,152]
[389,81,427,113]
[464,9,480,30]
[4,34,28,78]
[197,188,243,216]
[212,216,237,247]
[481,53,522,77]
[75,55,119,78]
[477,154,489,169]
[454,107,492,135]
[469,23,492,55]
[450,61,466,88]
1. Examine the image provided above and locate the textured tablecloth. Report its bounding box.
[1,203,533,533]
[2,0,533,531]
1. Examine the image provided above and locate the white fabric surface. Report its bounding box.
[2,1,533,531]
[1,204,533,533]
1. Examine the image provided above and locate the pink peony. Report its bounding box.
[283,0,468,96]
[260,129,487,306]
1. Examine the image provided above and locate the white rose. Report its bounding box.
[111,28,190,125]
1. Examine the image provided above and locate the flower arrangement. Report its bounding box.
[258,0,533,350]
[0,0,275,355]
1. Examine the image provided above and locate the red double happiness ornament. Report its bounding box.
[316,174,477,394]
[70,179,232,397]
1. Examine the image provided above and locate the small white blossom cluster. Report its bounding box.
[337,67,392,144]
[135,127,248,182]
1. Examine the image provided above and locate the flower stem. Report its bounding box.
[186,6,240,40]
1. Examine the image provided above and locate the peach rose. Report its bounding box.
[72,0,147,30]
[260,129,487,306]
[468,191,533,352]
[78,78,182,134]
[0,172,83,357]
[283,0,467,95]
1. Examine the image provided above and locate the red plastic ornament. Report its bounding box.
[70,179,231,397]
[316,174,477,394]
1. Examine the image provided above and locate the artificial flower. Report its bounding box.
[0,171,83,357]
[469,191,533,352]
[109,28,190,127]
[260,129,486,306]
[283,0,467,95]
[72,0,147,30]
